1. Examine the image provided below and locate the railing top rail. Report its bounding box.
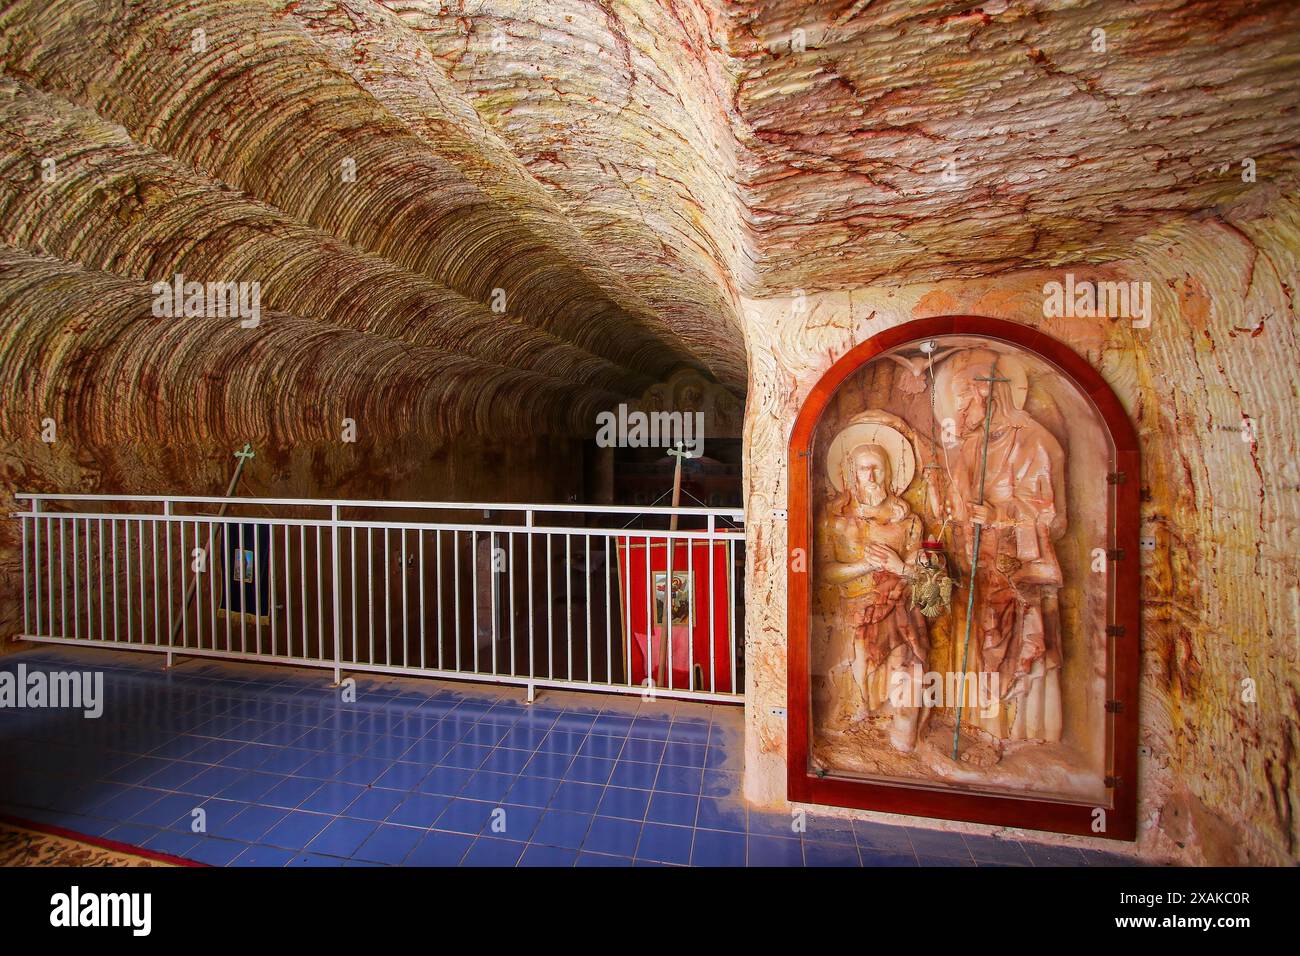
[13,493,744,519]
[7,509,746,539]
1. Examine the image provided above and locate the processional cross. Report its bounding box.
[658,443,696,684]
[168,443,256,649]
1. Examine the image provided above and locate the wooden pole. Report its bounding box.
[168,443,255,649]
[661,444,693,684]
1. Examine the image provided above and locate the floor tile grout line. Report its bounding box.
[5,650,1116,868]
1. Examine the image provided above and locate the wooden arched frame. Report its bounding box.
[786,316,1139,841]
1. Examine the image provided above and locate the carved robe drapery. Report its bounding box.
[816,499,928,714]
[947,394,1067,741]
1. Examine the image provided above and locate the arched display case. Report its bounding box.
[786,317,1139,840]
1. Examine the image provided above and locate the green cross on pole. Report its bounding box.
[952,361,1010,761]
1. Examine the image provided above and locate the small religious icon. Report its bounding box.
[816,416,929,752]
[233,548,255,585]
[654,571,692,626]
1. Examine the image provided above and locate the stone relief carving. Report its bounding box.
[816,415,928,752]
[933,348,1067,743]
[809,336,1107,803]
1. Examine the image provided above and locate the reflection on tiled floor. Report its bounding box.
[0,648,1137,867]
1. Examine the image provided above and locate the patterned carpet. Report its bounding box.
[0,817,176,867]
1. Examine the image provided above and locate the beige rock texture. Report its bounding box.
[741,199,1300,865]
[0,0,1297,863]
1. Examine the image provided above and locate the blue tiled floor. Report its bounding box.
[0,647,1139,867]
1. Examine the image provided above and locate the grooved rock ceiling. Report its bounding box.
[1,1,1298,862]
[3,0,1297,442]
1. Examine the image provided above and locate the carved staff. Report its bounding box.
[952,361,1009,760]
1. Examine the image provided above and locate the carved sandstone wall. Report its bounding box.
[741,196,1300,866]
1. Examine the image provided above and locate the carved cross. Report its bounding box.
[667,442,695,532]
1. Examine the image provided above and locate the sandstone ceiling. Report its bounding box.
[1,0,1298,447]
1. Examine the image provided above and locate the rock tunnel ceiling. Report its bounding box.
[1,0,1297,447]
[0,0,1295,868]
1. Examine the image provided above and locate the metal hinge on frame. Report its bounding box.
[1107,471,1127,485]
[1105,699,1124,713]
[796,449,811,459]
[1104,775,1122,788]
[1107,548,1125,561]
[1106,625,1126,638]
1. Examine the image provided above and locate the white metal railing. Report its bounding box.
[11,495,745,702]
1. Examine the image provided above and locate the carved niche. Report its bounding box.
[787,318,1140,840]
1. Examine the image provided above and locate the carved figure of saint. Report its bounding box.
[939,349,1067,743]
[817,429,929,752]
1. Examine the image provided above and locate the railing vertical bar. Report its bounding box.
[126,519,135,642]
[122,519,130,641]
[190,520,200,652]
[565,534,573,681]
[331,505,341,685]
[97,517,106,642]
[644,533,652,692]
[384,527,391,667]
[351,526,357,665]
[72,517,81,640]
[138,518,146,644]
[193,518,202,652]
[625,534,632,689]
[546,533,554,679]
[316,524,324,663]
[150,517,158,646]
[49,515,57,639]
[202,520,212,652]
[419,530,426,671]
[435,529,443,670]
[666,528,673,690]
[284,524,293,658]
[161,510,169,649]
[130,518,140,642]
[33,502,42,637]
[109,517,117,643]
[709,519,716,694]
[223,521,233,653]
[299,525,308,660]
[728,537,737,693]
[178,521,188,649]
[527,525,534,682]
[86,517,95,643]
[269,516,278,656]
[21,513,29,637]
[471,530,478,675]
[687,534,694,692]
[366,527,374,665]
[585,535,591,684]
[239,522,247,653]
[401,528,409,669]
[605,535,612,685]
[253,521,262,655]
[508,532,516,677]
[59,517,68,638]
[106,517,116,644]
[453,530,461,674]
[490,531,498,677]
